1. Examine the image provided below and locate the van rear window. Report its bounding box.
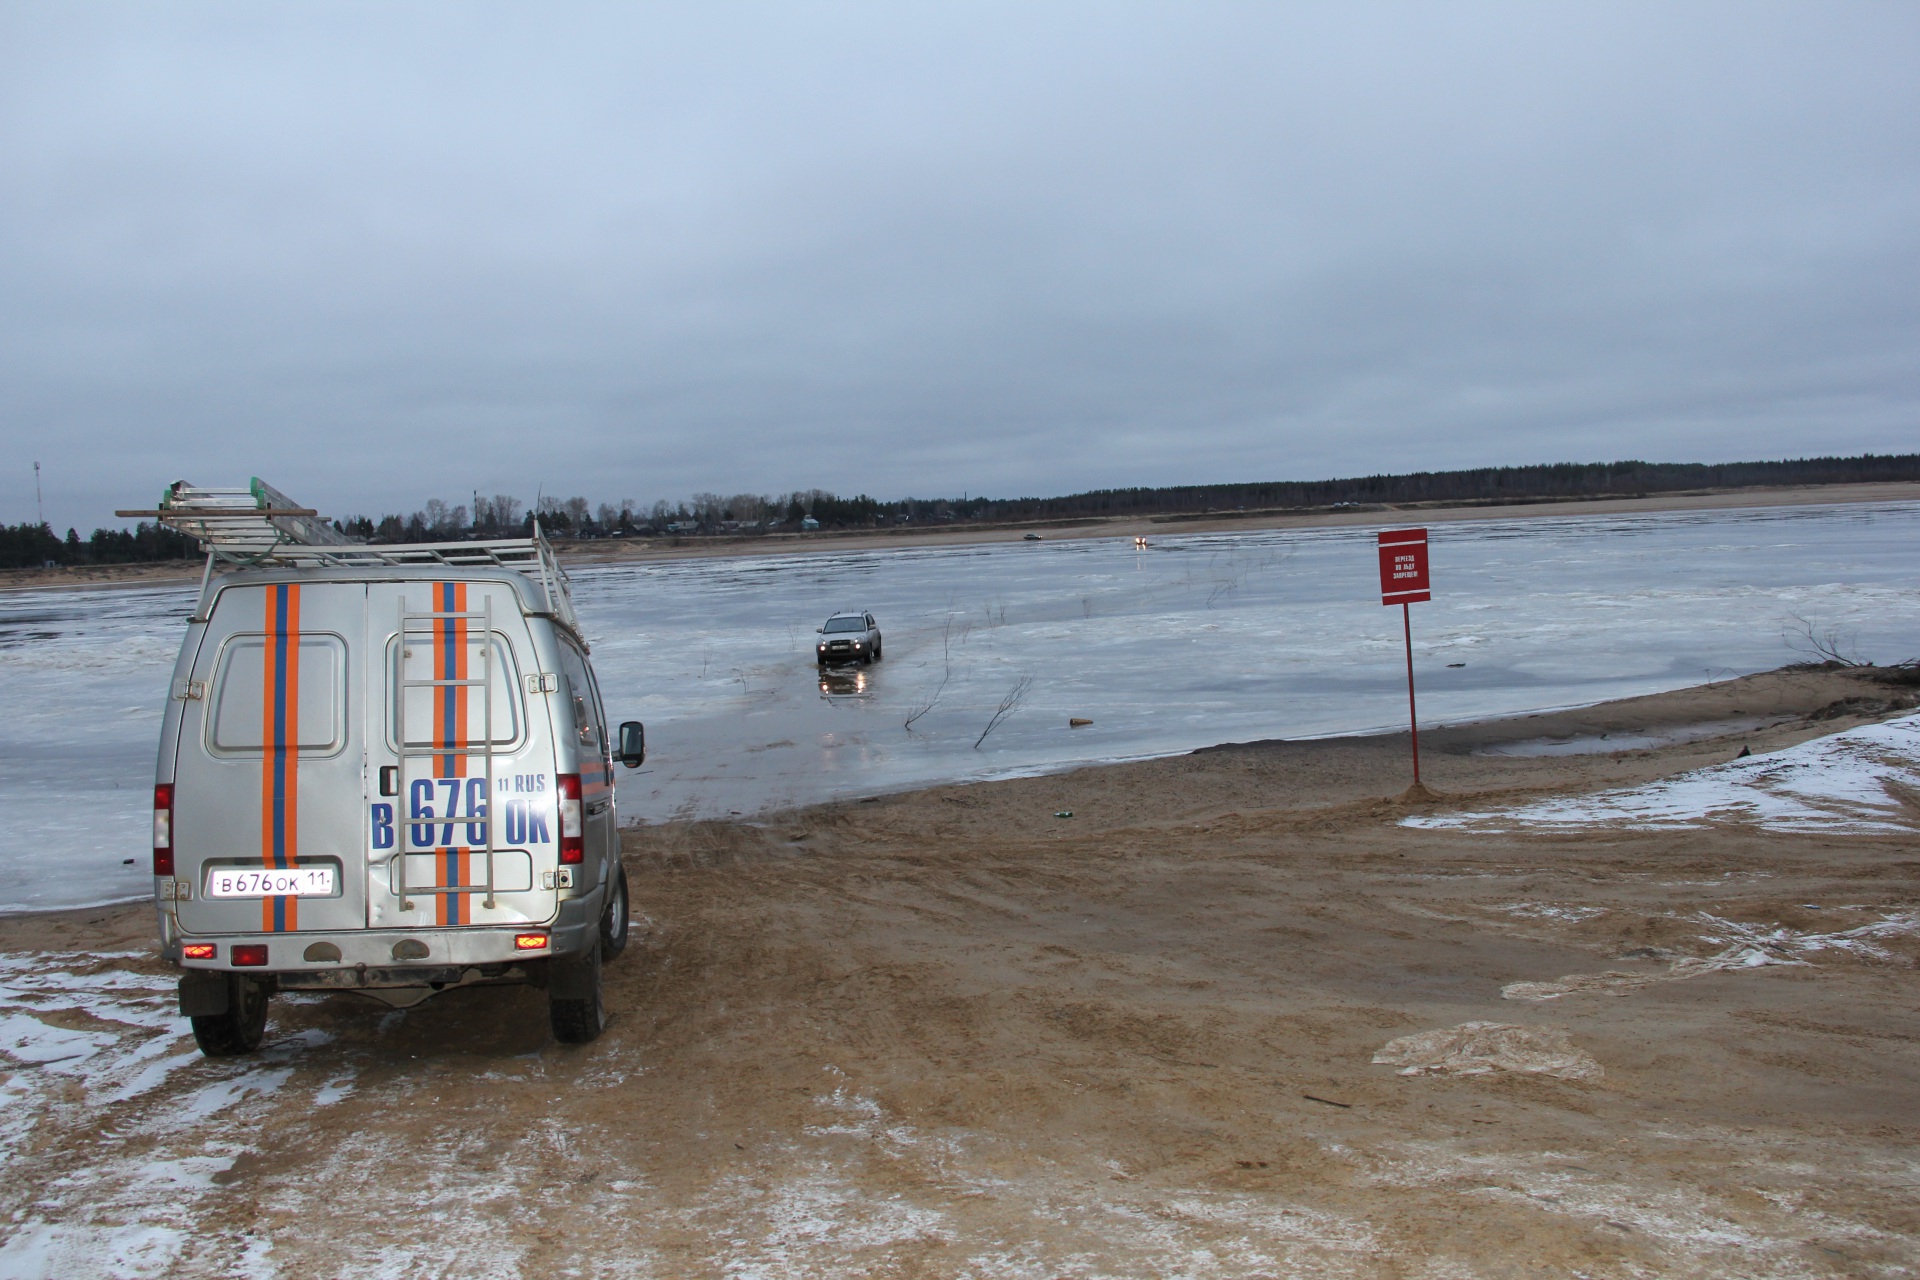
[391,633,522,749]
[207,634,347,755]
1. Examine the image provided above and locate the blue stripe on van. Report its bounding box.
[271,583,289,871]
[261,583,300,933]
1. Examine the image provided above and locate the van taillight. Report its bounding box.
[152,784,174,876]
[558,773,583,864]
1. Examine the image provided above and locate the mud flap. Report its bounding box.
[179,971,230,1017]
[547,950,598,1000]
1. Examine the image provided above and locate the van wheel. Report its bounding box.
[191,974,271,1057]
[599,865,630,961]
[548,946,606,1044]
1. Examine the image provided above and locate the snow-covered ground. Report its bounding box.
[0,949,306,1279]
[1407,712,1920,835]
[4,499,1919,912]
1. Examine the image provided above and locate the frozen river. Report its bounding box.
[4,500,1917,912]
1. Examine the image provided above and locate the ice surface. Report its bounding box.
[4,501,1919,911]
[0,584,193,913]
[1409,712,1920,834]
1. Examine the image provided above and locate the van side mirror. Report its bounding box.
[618,721,645,768]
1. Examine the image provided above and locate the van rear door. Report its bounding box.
[172,582,366,939]
[364,580,558,929]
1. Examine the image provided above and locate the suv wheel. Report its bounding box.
[600,865,631,961]
[549,945,606,1043]
[873,638,883,661]
[190,974,271,1057]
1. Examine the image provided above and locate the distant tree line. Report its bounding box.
[7,453,1915,569]
[338,453,1912,539]
[997,454,1920,520]
[0,520,197,570]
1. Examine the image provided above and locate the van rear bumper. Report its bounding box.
[165,895,597,977]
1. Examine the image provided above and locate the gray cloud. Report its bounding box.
[2,2,1916,529]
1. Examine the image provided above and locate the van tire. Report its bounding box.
[190,974,271,1057]
[599,865,630,961]
[548,946,606,1044]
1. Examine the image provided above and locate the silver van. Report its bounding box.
[134,482,642,1055]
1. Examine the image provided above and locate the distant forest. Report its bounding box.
[4,453,1915,568]
[0,520,196,571]
[333,453,1920,540]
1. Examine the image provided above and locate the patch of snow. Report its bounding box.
[312,1072,356,1107]
[1409,713,1920,834]
[1367,1139,1899,1275]
[1499,903,1608,923]
[1503,911,1919,1000]
[0,1222,191,1280]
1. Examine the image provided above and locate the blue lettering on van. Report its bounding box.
[509,773,548,794]
[370,803,395,850]
[408,777,489,848]
[465,777,488,845]
[502,798,552,845]
[409,778,436,848]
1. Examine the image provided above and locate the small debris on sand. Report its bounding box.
[1373,1022,1602,1081]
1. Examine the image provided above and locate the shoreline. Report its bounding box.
[9,661,1909,927]
[4,480,1916,591]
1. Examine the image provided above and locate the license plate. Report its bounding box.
[205,867,337,898]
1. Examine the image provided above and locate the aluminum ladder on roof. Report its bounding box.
[120,477,584,640]
[118,477,353,559]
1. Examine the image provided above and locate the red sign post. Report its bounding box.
[1378,529,1430,786]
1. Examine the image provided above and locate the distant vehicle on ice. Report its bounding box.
[815,610,882,666]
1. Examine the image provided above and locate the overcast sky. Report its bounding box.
[2,3,1916,530]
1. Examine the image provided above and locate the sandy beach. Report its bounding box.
[3,662,1915,1276]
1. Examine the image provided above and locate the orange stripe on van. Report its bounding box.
[261,583,301,933]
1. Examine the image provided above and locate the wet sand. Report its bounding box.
[2,664,1916,1276]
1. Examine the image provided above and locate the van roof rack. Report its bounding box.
[120,478,580,636]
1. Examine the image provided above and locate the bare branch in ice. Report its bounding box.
[906,614,956,732]
[973,673,1034,749]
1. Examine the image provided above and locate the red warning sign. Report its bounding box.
[1378,528,1430,605]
